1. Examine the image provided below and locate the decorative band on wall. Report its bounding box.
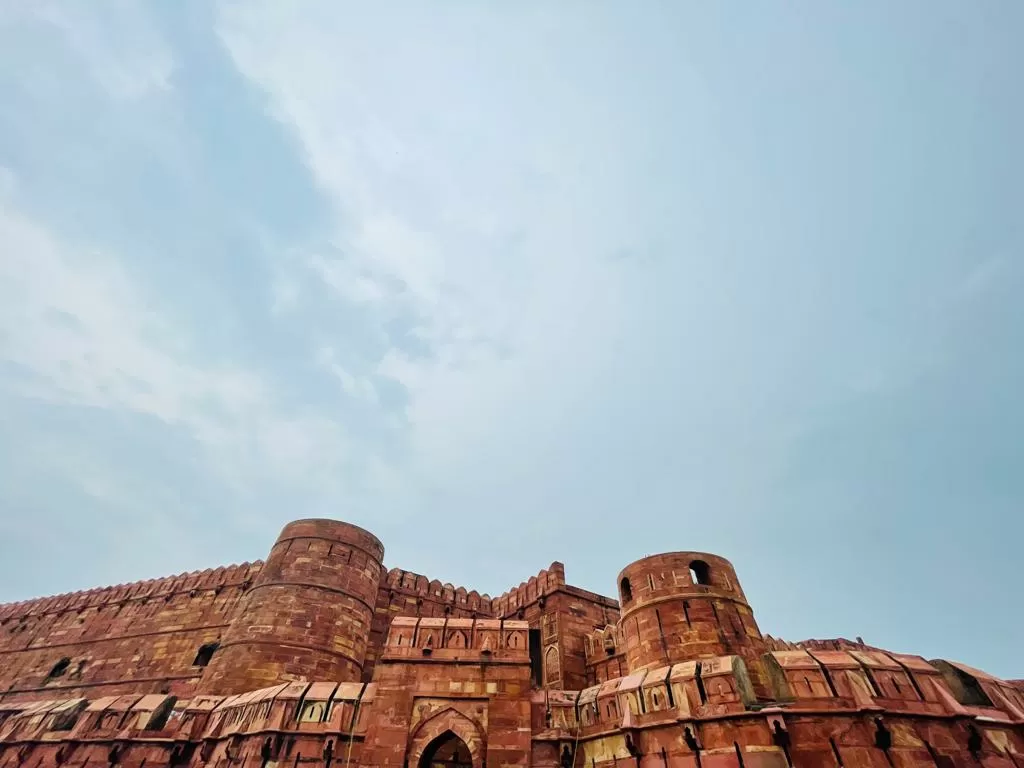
[242,581,377,615]
[271,535,384,566]
[213,638,365,671]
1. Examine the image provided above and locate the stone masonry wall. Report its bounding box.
[0,646,1021,768]
[0,519,1020,768]
[0,562,261,703]
[0,526,588,704]
[198,519,385,694]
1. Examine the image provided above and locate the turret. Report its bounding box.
[198,519,384,693]
[616,552,770,696]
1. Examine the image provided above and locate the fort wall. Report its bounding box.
[364,566,497,681]
[616,552,769,696]
[198,519,385,693]
[0,645,1020,768]
[0,529,592,702]
[0,562,261,703]
[0,519,1020,768]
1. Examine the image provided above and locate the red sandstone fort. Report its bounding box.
[0,519,1020,768]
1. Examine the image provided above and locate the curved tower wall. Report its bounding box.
[616,552,768,694]
[199,519,384,694]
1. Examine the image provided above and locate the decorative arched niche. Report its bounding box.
[408,707,486,768]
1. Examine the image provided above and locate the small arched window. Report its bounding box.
[192,642,219,667]
[689,560,711,586]
[47,657,71,678]
[620,578,633,604]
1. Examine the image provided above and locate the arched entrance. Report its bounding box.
[419,730,473,768]
[407,705,485,768]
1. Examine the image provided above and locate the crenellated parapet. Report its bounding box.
[383,568,494,615]
[0,562,263,624]
[0,564,263,703]
[763,634,886,653]
[0,523,1021,768]
[378,561,573,621]
[490,562,566,617]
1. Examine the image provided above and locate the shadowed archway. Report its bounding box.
[408,705,485,768]
[419,730,473,768]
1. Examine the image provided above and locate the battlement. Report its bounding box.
[0,563,264,703]
[763,634,885,653]
[384,568,494,615]
[490,562,567,617]
[0,557,577,628]
[0,530,1020,768]
[0,561,263,621]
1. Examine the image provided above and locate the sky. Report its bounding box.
[0,2,1021,678]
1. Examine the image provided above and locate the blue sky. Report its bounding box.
[0,2,1021,677]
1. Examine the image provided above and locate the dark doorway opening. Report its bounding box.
[421,731,472,768]
[529,629,543,686]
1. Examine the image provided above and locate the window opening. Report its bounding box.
[689,561,711,586]
[528,629,543,685]
[620,578,633,603]
[192,642,219,668]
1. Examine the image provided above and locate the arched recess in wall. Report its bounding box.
[620,578,633,604]
[47,658,71,679]
[447,630,467,649]
[419,731,473,768]
[409,707,485,768]
[193,642,219,667]
[545,646,561,686]
[689,561,711,586]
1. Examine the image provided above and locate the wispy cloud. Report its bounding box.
[28,1,176,100]
[0,175,355,507]
[214,3,638,484]
[0,0,1021,677]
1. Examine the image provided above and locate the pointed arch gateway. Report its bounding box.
[419,731,473,768]
[409,707,485,768]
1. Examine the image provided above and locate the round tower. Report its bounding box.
[616,552,767,689]
[199,519,384,694]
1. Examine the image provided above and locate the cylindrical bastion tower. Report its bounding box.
[617,552,769,696]
[199,519,384,694]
